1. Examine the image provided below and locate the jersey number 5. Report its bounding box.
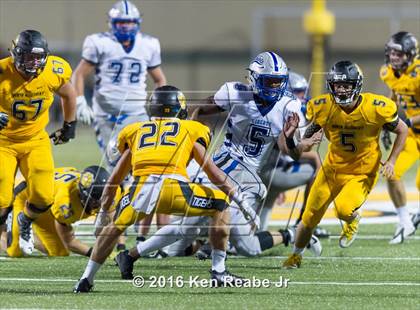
[340,132,356,152]
[138,122,180,149]
[243,124,271,157]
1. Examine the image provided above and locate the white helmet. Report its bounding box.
[106,135,121,168]
[108,0,141,42]
[288,71,308,93]
[248,52,289,104]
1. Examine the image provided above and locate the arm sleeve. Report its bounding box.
[378,98,398,126]
[193,123,211,149]
[213,83,231,111]
[117,127,130,154]
[50,57,73,92]
[305,99,315,122]
[148,38,162,69]
[81,35,100,65]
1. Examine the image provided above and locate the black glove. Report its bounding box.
[381,129,392,151]
[49,120,77,145]
[0,112,9,130]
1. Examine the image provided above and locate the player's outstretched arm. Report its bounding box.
[148,66,167,88]
[279,113,322,161]
[190,96,223,121]
[55,221,92,257]
[381,119,408,179]
[72,59,95,125]
[49,82,77,145]
[192,141,259,229]
[101,149,132,212]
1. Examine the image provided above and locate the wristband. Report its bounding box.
[404,118,412,128]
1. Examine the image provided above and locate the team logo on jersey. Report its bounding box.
[190,196,212,209]
[380,67,388,77]
[80,171,94,189]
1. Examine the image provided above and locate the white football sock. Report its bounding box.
[292,245,305,255]
[211,249,226,273]
[137,225,181,256]
[81,259,102,285]
[396,206,411,226]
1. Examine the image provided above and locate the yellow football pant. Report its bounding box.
[391,132,420,190]
[7,187,69,257]
[302,166,378,229]
[114,177,230,230]
[0,131,54,209]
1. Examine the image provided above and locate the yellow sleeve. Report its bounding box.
[46,56,73,92]
[306,99,315,122]
[192,122,211,149]
[376,97,398,125]
[117,124,136,154]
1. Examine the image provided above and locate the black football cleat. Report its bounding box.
[210,269,245,287]
[73,278,93,293]
[115,250,135,280]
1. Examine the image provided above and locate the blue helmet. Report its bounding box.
[248,52,289,104]
[108,0,141,43]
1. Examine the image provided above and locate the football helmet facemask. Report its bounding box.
[327,60,363,106]
[147,85,188,119]
[248,52,289,105]
[385,31,418,70]
[78,166,110,214]
[11,30,49,77]
[108,0,141,43]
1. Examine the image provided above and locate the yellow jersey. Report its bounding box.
[0,55,72,140]
[380,58,420,133]
[306,93,398,175]
[118,118,211,178]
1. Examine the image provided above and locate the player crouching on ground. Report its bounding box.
[283,60,408,269]
[6,166,109,257]
[74,86,259,293]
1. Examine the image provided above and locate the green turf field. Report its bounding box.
[0,223,419,309]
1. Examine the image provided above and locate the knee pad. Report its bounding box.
[255,231,274,251]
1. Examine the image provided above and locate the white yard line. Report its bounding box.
[0,277,418,287]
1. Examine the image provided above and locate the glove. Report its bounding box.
[0,112,9,130]
[231,192,260,231]
[49,120,77,145]
[76,96,94,125]
[381,130,392,151]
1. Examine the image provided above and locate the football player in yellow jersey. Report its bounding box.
[380,32,420,244]
[74,86,259,292]
[283,61,408,269]
[0,30,77,255]
[6,166,110,257]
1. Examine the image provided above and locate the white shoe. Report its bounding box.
[389,222,416,245]
[307,235,322,257]
[17,212,34,255]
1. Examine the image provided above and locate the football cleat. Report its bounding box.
[17,212,34,255]
[313,226,330,239]
[307,235,322,257]
[389,222,416,245]
[411,212,420,230]
[196,242,212,260]
[210,269,245,287]
[114,250,135,279]
[282,253,302,269]
[339,214,361,248]
[73,278,93,293]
